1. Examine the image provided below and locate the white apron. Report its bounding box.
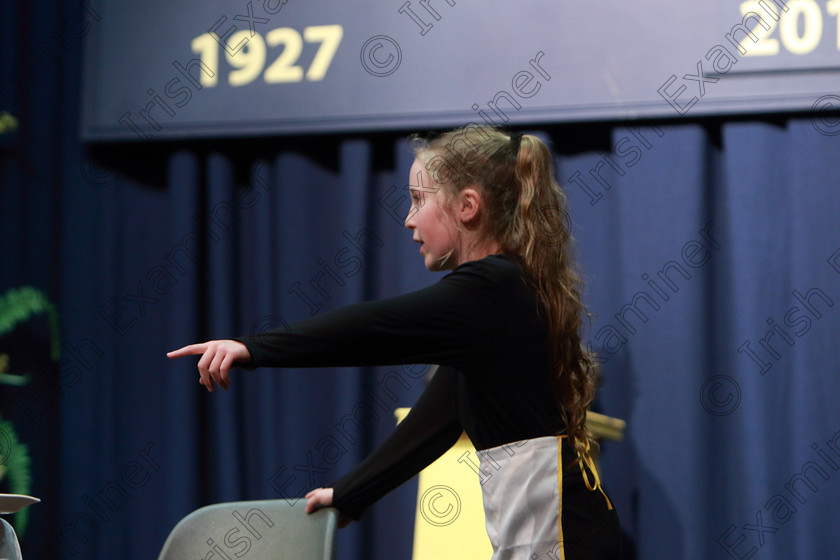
[476,436,613,560]
[477,436,563,560]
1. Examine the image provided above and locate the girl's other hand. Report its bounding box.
[305,487,352,528]
[166,340,250,392]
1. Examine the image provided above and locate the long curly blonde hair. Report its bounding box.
[412,125,596,456]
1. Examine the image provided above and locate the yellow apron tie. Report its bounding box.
[557,436,566,560]
[557,435,613,560]
[576,438,614,510]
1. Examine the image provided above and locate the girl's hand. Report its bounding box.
[305,488,352,528]
[166,340,251,392]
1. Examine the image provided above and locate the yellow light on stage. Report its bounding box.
[395,407,493,560]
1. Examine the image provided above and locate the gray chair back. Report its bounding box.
[158,499,338,560]
[0,519,23,560]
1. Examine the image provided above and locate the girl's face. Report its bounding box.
[405,158,459,271]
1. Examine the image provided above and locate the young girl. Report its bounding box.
[168,125,620,559]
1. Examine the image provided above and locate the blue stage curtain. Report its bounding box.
[563,119,840,560]
[3,2,840,560]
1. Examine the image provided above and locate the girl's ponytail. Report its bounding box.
[513,134,595,457]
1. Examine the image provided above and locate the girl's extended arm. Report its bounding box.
[168,257,505,391]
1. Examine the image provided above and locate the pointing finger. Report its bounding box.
[166,343,208,358]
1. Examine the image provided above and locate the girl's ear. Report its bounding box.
[458,187,482,224]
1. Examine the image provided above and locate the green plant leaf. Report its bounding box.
[0,286,60,360]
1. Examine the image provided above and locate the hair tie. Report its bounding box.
[510,132,523,157]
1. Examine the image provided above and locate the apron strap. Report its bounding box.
[576,437,614,511]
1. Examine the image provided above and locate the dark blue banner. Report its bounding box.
[80,0,840,140]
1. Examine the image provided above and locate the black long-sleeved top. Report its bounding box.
[237,254,565,520]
